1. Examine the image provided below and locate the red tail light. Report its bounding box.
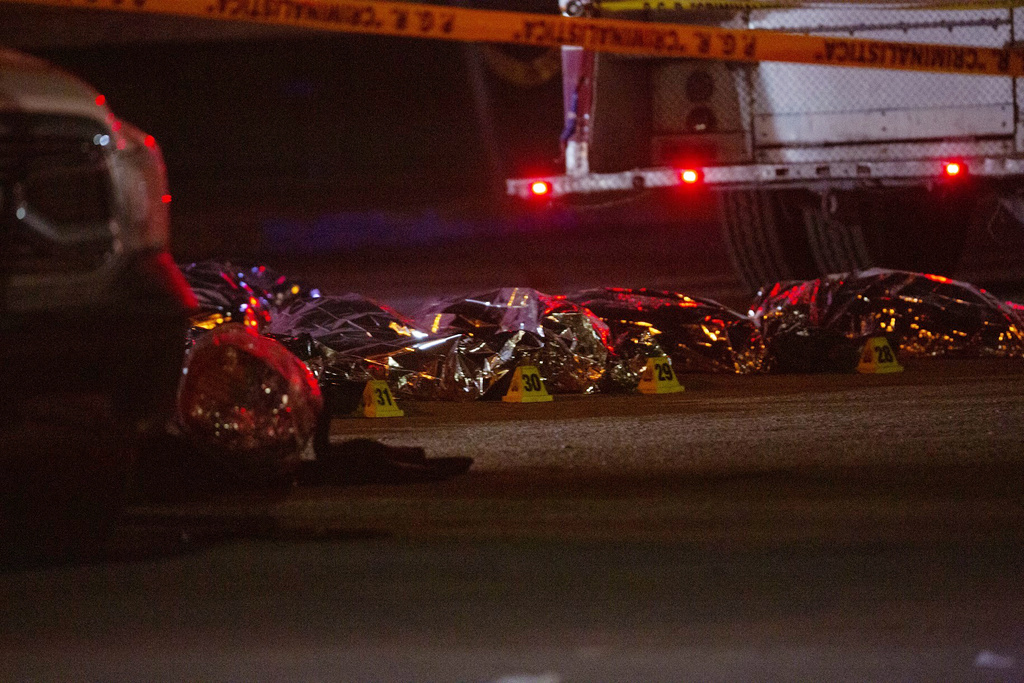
[530,180,552,197]
[679,169,703,185]
[943,161,965,177]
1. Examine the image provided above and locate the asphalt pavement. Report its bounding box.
[2,359,1023,682]
[5,204,1024,681]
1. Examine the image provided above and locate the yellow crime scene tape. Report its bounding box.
[4,0,1024,76]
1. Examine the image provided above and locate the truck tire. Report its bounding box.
[722,186,976,290]
[803,186,976,277]
[719,189,818,292]
[801,196,874,275]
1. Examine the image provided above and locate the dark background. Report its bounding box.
[9,4,1018,297]
[2,4,568,259]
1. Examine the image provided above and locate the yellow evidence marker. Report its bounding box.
[638,356,685,394]
[502,365,553,403]
[857,337,904,374]
[360,380,405,417]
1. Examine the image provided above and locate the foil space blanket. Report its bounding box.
[181,262,1024,402]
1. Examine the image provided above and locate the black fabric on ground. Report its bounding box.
[299,438,473,486]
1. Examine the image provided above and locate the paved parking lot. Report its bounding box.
[3,359,1022,681]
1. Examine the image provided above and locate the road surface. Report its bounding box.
[2,359,1023,682]
[5,199,1024,680]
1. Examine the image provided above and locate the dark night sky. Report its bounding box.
[35,33,565,219]
[0,1,569,257]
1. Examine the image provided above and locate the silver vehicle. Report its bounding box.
[509,3,1024,290]
[0,48,196,560]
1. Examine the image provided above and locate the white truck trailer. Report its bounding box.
[507,2,1024,290]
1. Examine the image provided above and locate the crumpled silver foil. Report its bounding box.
[258,292,516,401]
[569,288,767,380]
[271,313,540,402]
[266,294,422,352]
[179,261,316,338]
[751,268,1024,371]
[176,323,323,484]
[263,293,449,399]
[413,287,614,397]
[378,331,540,401]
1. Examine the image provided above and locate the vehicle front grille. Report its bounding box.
[0,113,116,275]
